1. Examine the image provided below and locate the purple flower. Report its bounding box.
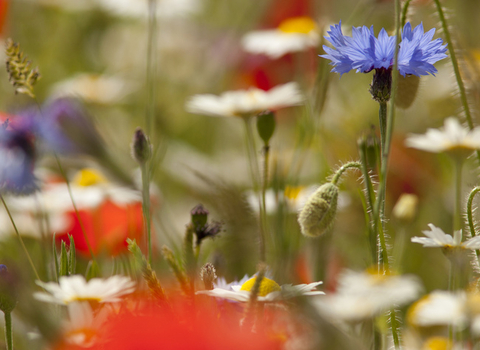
[0,118,38,194]
[321,21,447,77]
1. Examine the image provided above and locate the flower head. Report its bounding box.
[314,269,422,321]
[411,224,480,250]
[405,117,480,158]
[34,275,135,305]
[242,17,319,59]
[197,275,323,302]
[185,82,303,118]
[321,21,447,77]
[0,117,38,194]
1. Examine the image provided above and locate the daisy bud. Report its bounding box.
[256,110,276,145]
[131,127,152,164]
[298,182,339,237]
[395,74,420,109]
[369,68,392,103]
[200,263,217,290]
[0,265,17,314]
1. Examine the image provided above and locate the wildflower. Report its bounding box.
[405,117,480,159]
[242,16,319,59]
[0,117,38,194]
[185,82,303,118]
[197,275,323,302]
[97,0,201,19]
[407,290,467,328]
[411,224,480,250]
[321,21,447,77]
[314,269,422,321]
[34,274,135,305]
[392,193,418,222]
[247,185,319,214]
[50,73,136,105]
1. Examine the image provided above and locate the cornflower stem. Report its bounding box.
[4,311,12,350]
[243,117,266,263]
[54,155,97,266]
[140,163,153,265]
[453,159,463,232]
[400,0,412,27]
[0,195,41,281]
[432,0,480,163]
[466,187,480,261]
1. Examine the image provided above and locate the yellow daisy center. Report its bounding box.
[240,277,281,297]
[284,186,304,201]
[278,17,317,34]
[422,337,451,350]
[73,168,107,187]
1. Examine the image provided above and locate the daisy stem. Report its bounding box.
[4,311,12,350]
[243,117,267,263]
[453,159,463,232]
[140,163,153,265]
[0,195,41,282]
[432,0,480,163]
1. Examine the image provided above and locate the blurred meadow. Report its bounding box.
[0,0,480,349]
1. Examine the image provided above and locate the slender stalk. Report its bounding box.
[140,163,152,265]
[432,0,480,163]
[243,118,266,262]
[0,195,41,281]
[261,145,270,235]
[467,187,480,238]
[453,159,463,232]
[54,156,97,264]
[331,161,361,185]
[146,0,157,138]
[400,0,412,27]
[4,312,12,350]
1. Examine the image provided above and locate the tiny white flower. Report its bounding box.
[185,82,303,118]
[242,17,319,59]
[411,224,480,250]
[34,275,135,305]
[405,117,480,156]
[197,275,323,302]
[314,269,422,321]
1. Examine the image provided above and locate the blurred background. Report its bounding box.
[0,0,479,310]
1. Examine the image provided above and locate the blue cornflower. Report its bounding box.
[321,21,447,77]
[0,117,38,194]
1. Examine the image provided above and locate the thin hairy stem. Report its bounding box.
[331,162,362,185]
[4,312,12,350]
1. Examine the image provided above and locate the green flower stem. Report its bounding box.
[466,187,480,262]
[0,195,41,281]
[55,155,97,266]
[261,145,270,241]
[453,159,464,232]
[400,0,413,27]
[432,0,480,164]
[4,311,12,350]
[331,162,362,185]
[140,163,153,265]
[243,117,267,263]
[146,0,157,138]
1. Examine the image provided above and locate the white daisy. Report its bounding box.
[50,73,137,105]
[405,117,480,156]
[314,269,422,321]
[411,224,480,249]
[197,275,323,302]
[34,275,135,305]
[97,0,201,19]
[185,82,303,118]
[242,17,319,59]
[63,302,109,347]
[407,290,467,328]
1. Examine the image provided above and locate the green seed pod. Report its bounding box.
[395,74,420,109]
[298,182,339,237]
[256,110,276,145]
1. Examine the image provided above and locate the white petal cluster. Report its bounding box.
[314,269,422,321]
[242,30,319,59]
[34,275,136,305]
[405,117,480,154]
[411,224,480,249]
[197,277,323,303]
[185,82,303,118]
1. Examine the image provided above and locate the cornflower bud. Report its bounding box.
[131,127,152,164]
